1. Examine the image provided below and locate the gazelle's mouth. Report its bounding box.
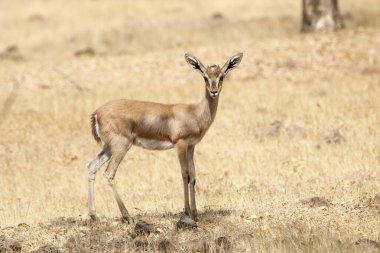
[209,91,219,98]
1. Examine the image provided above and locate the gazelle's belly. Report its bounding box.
[133,138,175,150]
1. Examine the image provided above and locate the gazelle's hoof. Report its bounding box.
[191,212,199,222]
[176,215,197,229]
[121,215,133,224]
[89,214,100,222]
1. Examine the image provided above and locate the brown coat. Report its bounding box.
[92,89,218,150]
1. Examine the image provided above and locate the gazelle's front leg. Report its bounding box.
[187,145,198,220]
[177,143,191,217]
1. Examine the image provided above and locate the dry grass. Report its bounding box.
[0,0,380,252]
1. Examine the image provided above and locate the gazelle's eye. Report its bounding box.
[203,77,208,84]
[219,76,224,83]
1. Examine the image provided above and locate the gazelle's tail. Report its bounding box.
[90,112,101,144]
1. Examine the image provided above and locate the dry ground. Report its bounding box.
[0,0,380,252]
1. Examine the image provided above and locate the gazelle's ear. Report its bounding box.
[222,53,243,75]
[185,53,206,75]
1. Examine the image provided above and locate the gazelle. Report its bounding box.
[87,53,243,223]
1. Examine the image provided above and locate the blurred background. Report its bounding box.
[0,0,379,60]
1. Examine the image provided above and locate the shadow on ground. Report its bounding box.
[38,209,234,252]
[23,208,376,253]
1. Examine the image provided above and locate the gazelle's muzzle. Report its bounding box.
[208,81,220,98]
[209,90,219,98]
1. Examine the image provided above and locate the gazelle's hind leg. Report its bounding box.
[103,137,133,223]
[87,146,111,220]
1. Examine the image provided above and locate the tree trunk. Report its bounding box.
[301,0,344,33]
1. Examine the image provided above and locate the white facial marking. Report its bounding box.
[210,92,218,98]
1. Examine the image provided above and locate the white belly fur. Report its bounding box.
[133,138,174,150]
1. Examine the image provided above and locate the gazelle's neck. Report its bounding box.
[196,87,219,130]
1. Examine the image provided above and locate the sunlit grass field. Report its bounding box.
[0,0,379,252]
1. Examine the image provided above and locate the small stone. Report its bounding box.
[134,220,158,235]
[267,120,282,137]
[74,47,96,57]
[17,223,30,229]
[176,215,197,229]
[0,238,22,252]
[325,129,345,144]
[0,45,24,61]
[355,239,380,249]
[301,197,331,207]
[79,226,89,234]
[211,12,225,20]
[283,58,297,69]
[27,14,45,22]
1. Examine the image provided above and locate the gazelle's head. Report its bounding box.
[185,53,243,99]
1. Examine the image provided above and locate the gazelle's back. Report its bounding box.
[96,99,173,119]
